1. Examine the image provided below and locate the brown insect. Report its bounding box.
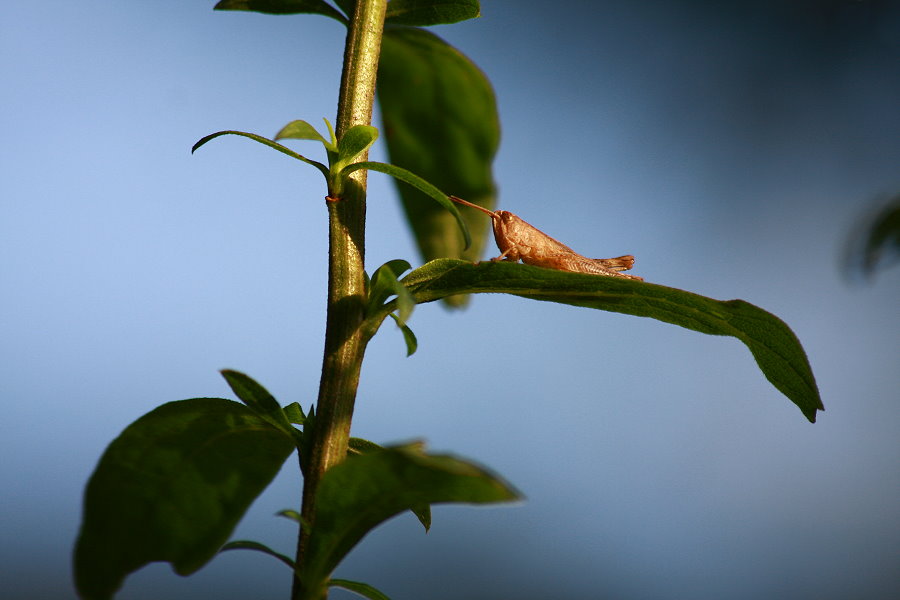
[450,196,642,280]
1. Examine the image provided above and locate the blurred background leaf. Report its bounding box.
[377,26,499,306]
[843,193,900,282]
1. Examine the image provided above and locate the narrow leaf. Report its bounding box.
[214,0,348,22]
[283,401,307,424]
[341,161,471,248]
[296,445,520,591]
[388,312,418,356]
[74,398,295,600]
[221,369,294,434]
[220,540,295,568]
[385,0,480,25]
[330,578,393,600]
[192,130,330,180]
[377,27,498,299]
[402,259,824,422]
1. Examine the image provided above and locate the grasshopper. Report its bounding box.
[450,196,642,280]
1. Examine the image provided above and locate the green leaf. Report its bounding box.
[348,436,384,455]
[220,540,295,568]
[377,27,499,299]
[296,445,520,592]
[214,0,348,22]
[337,124,379,166]
[385,0,480,25]
[274,119,334,150]
[221,369,294,434]
[283,401,307,424]
[402,259,824,423]
[388,313,418,356]
[74,398,295,600]
[341,161,471,248]
[367,259,414,323]
[330,578,393,600]
[192,129,330,180]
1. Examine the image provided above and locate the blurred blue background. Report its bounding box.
[2,1,898,599]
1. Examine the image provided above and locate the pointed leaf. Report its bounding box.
[214,0,348,22]
[221,369,294,434]
[377,27,498,291]
[348,436,384,456]
[402,259,824,422]
[220,540,295,568]
[192,130,330,180]
[342,161,471,248]
[275,119,333,149]
[297,445,520,591]
[330,578,393,600]
[385,0,480,26]
[74,398,295,600]
[388,313,418,356]
[367,259,414,322]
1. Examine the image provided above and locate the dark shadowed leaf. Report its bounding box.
[385,0,480,25]
[330,578,393,600]
[221,369,295,434]
[296,445,519,592]
[220,540,295,568]
[377,27,498,300]
[401,259,824,422]
[283,401,307,424]
[214,0,347,22]
[74,398,295,600]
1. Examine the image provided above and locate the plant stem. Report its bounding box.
[292,1,387,599]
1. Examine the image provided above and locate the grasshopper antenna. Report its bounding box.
[449,195,497,217]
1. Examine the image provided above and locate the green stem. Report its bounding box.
[292,1,387,599]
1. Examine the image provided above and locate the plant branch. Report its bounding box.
[293,1,387,599]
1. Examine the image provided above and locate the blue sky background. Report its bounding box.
[2,1,899,599]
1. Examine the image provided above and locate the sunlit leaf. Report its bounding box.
[337,125,379,166]
[385,0,480,25]
[402,259,824,422]
[74,398,295,600]
[275,119,333,148]
[377,27,498,297]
